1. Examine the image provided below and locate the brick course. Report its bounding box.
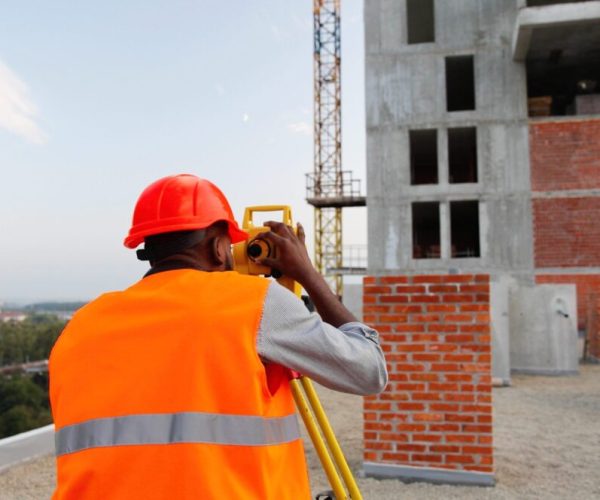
[530,119,600,192]
[363,274,493,474]
[533,197,600,268]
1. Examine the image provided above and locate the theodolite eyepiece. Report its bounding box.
[248,239,272,260]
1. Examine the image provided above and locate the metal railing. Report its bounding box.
[342,244,367,269]
[305,170,363,200]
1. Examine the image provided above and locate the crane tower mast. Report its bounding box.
[308,0,365,297]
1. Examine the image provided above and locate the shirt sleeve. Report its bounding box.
[256,281,388,395]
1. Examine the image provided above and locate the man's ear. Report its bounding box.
[211,235,228,268]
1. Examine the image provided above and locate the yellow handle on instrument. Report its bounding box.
[242,205,293,228]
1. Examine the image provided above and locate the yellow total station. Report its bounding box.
[232,205,301,296]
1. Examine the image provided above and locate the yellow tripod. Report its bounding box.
[233,206,362,500]
[290,374,362,500]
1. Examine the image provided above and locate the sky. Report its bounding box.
[0,1,367,303]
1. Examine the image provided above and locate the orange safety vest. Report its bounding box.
[50,269,311,499]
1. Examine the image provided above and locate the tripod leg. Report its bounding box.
[300,377,363,500]
[290,378,347,499]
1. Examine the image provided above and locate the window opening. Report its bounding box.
[410,129,438,185]
[407,0,434,44]
[412,202,441,259]
[450,201,480,258]
[527,53,600,117]
[445,56,475,111]
[448,127,477,183]
[527,1,593,6]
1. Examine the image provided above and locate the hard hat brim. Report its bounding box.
[124,219,248,249]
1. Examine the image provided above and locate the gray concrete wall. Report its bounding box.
[490,275,515,384]
[342,283,363,321]
[365,0,534,281]
[509,284,579,374]
[0,425,54,473]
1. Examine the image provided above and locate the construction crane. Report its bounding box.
[307,0,366,298]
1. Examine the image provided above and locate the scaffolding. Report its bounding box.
[309,0,365,297]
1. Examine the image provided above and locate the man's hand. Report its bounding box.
[253,221,317,284]
[253,220,358,327]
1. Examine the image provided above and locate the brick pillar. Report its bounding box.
[363,274,494,486]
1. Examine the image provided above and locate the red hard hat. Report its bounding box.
[124,174,248,249]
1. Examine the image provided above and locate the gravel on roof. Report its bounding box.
[1,365,599,499]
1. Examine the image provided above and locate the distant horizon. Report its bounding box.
[1,298,90,308]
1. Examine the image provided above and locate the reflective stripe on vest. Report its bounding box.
[55,412,301,456]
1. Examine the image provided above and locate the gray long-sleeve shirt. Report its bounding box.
[256,281,388,395]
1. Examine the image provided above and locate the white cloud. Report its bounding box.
[0,59,47,145]
[242,113,250,123]
[288,121,312,136]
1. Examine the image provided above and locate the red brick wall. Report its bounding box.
[530,118,600,336]
[530,119,600,269]
[533,197,600,268]
[587,295,600,360]
[536,274,600,330]
[530,119,600,192]
[363,274,493,475]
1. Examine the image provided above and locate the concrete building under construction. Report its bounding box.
[362,0,600,485]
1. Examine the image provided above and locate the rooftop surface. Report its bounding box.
[1,365,599,499]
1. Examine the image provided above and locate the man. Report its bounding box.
[50,174,387,499]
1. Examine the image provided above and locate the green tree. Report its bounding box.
[0,316,65,438]
[0,405,49,437]
[0,315,65,366]
[0,375,52,438]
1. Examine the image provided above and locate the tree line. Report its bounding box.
[0,315,66,438]
[24,301,86,313]
[0,314,65,367]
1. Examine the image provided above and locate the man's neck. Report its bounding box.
[144,255,210,278]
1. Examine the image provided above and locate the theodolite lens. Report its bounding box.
[247,239,271,260]
[248,243,263,258]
